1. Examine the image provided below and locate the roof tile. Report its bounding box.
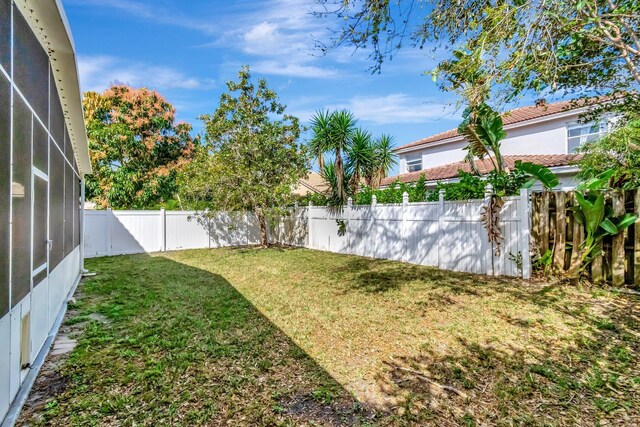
[381,154,581,186]
[395,98,600,151]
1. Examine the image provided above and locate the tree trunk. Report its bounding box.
[255,208,269,247]
[335,148,344,203]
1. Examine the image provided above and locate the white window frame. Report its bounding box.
[566,118,612,153]
[405,154,422,173]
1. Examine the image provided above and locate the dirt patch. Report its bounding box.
[281,393,378,426]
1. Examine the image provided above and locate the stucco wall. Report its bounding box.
[398,113,583,173]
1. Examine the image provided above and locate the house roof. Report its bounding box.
[15,0,91,174]
[293,171,329,196]
[381,154,581,186]
[395,99,598,152]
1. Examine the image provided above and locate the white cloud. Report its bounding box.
[78,56,213,92]
[251,61,339,79]
[327,94,460,125]
[215,0,344,79]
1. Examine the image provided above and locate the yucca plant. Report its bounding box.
[309,110,332,170]
[346,128,374,195]
[369,134,397,189]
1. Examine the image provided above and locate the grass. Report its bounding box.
[18,247,640,426]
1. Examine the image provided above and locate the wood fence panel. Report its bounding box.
[533,189,638,286]
[611,191,626,286]
[635,189,640,285]
[553,192,566,271]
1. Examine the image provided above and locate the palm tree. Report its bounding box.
[328,110,357,205]
[321,162,353,208]
[346,128,374,195]
[369,134,397,189]
[309,110,331,170]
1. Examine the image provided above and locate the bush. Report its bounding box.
[577,117,640,189]
[355,175,428,204]
[426,170,529,201]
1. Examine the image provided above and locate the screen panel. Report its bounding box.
[73,168,79,249]
[11,89,32,307]
[0,74,10,316]
[0,0,10,73]
[49,68,64,148]
[13,4,49,124]
[33,175,48,272]
[64,157,74,257]
[33,118,48,174]
[49,141,65,270]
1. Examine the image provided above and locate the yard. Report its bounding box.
[19,247,639,426]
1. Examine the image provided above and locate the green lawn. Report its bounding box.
[19,248,640,426]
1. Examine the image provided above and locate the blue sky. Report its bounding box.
[64,0,464,173]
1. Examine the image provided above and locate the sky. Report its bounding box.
[63,0,466,174]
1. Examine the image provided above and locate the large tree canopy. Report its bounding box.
[179,67,309,246]
[318,0,640,106]
[84,86,196,209]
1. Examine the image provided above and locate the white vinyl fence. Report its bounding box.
[308,189,531,278]
[83,209,308,258]
[83,189,530,278]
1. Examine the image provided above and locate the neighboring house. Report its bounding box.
[293,171,329,196]
[383,99,614,190]
[0,0,91,422]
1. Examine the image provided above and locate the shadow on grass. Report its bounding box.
[375,291,640,425]
[20,254,377,426]
[328,254,639,424]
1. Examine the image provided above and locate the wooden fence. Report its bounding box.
[531,190,640,286]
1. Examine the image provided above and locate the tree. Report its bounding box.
[309,110,357,206]
[310,110,398,204]
[180,66,308,246]
[368,134,398,189]
[576,114,640,188]
[84,85,196,209]
[346,128,374,194]
[318,0,640,109]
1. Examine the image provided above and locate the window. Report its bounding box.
[406,154,422,172]
[567,120,610,152]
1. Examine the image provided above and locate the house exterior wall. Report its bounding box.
[398,113,584,174]
[0,1,82,421]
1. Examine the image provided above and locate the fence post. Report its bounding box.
[484,183,494,276]
[519,188,531,279]
[160,208,166,252]
[438,189,445,270]
[106,207,112,256]
[308,201,313,249]
[611,190,625,286]
[347,197,353,253]
[370,195,377,257]
[402,191,409,262]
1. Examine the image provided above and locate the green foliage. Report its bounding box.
[459,103,507,173]
[515,161,560,190]
[533,249,553,275]
[425,170,529,201]
[178,66,308,245]
[83,86,196,209]
[570,191,638,275]
[310,110,398,208]
[322,0,640,109]
[355,175,428,204]
[577,117,640,189]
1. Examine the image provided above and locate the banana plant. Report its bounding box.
[515,161,559,191]
[569,190,637,277]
